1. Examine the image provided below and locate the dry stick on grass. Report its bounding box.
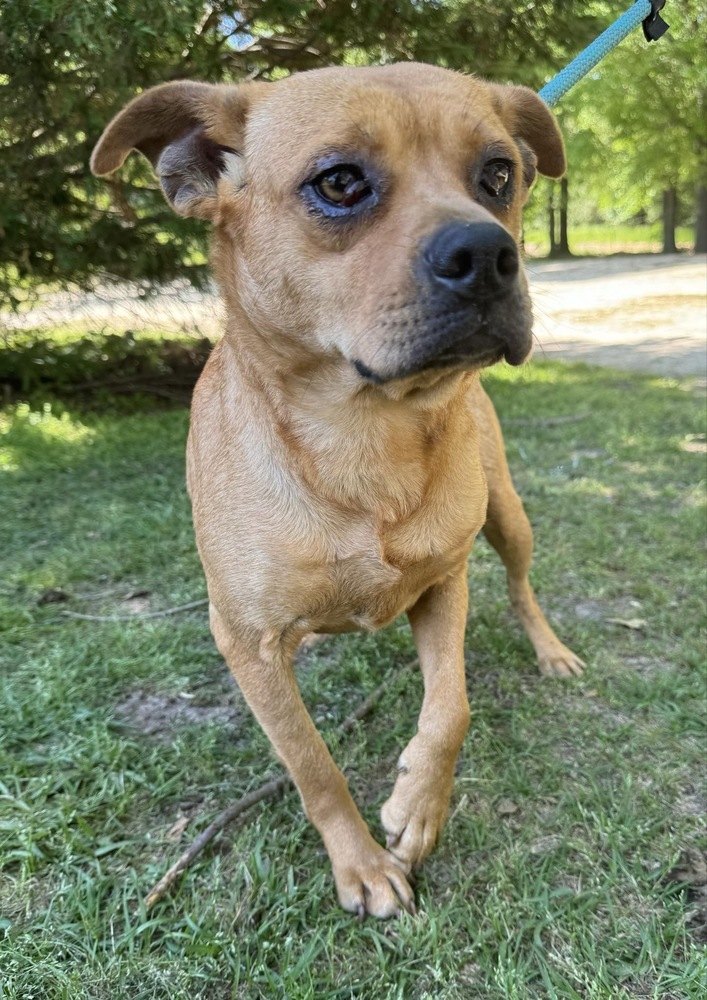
[143,658,417,912]
[143,775,292,912]
[61,599,209,622]
[502,414,587,427]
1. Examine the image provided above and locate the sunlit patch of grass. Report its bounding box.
[1,404,96,474]
[524,223,695,258]
[1,325,205,349]
[5,401,96,442]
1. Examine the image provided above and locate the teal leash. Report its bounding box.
[538,0,669,107]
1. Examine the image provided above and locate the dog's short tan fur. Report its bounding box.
[92,63,584,919]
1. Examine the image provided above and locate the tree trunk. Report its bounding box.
[694,184,707,253]
[548,186,558,256]
[557,176,571,256]
[662,187,678,254]
[548,181,571,258]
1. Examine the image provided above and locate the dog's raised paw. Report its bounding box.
[381,770,451,868]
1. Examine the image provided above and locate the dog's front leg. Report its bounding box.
[210,605,415,919]
[381,568,470,868]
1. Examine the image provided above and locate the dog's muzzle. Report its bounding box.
[353,221,533,384]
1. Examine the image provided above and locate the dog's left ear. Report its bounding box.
[489,84,566,182]
[90,80,267,219]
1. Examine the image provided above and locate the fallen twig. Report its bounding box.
[144,775,292,911]
[61,598,208,622]
[142,657,417,911]
[502,414,588,427]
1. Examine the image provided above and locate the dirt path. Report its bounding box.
[527,254,706,379]
[5,254,706,379]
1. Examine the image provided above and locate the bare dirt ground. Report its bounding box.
[527,254,706,379]
[5,253,706,379]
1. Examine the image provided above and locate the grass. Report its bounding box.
[524,223,694,258]
[1,360,705,999]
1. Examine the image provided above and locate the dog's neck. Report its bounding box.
[220,331,477,523]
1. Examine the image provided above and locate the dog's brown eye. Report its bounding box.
[314,167,372,208]
[480,160,512,198]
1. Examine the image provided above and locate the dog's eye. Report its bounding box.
[312,166,372,208]
[480,160,512,198]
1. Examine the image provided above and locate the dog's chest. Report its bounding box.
[302,474,485,634]
[321,546,466,633]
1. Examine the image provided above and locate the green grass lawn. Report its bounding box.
[1,361,705,999]
[524,223,695,258]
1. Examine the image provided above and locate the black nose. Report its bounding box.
[423,221,519,299]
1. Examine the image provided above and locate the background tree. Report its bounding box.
[530,0,707,256]
[0,0,603,306]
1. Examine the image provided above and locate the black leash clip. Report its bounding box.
[643,0,670,41]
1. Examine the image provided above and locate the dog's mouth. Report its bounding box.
[348,285,533,387]
[351,330,530,386]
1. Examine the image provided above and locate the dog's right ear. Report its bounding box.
[487,83,566,182]
[90,81,265,220]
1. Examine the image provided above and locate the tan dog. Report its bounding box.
[92,63,584,919]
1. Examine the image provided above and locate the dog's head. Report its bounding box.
[92,64,564,393]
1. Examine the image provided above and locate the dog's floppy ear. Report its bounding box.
[489,83,566,181]
[90,81,264,219]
